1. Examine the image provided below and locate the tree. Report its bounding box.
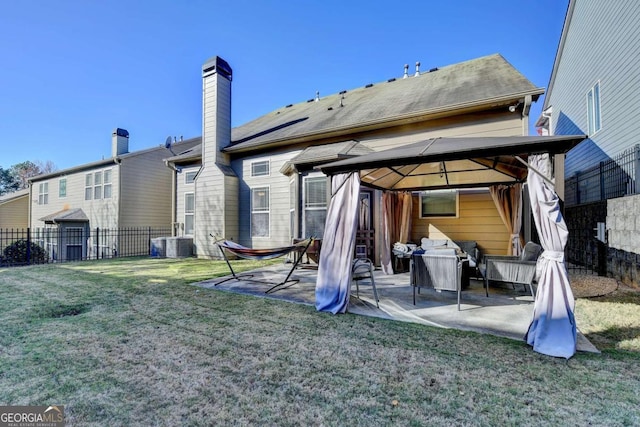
[0,167,19,196]
[8,160,58,190]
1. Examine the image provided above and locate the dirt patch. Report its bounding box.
[569,274,619,298]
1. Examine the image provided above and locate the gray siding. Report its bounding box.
[175,166,199,236]
[547,0,640,177]
[236,152,300,249]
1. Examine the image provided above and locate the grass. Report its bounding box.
[1,257,639,426]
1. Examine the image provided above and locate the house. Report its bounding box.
[536,0,640,284]
[28,130,200,261]
[0,188,29,229]
[167,53,545,263]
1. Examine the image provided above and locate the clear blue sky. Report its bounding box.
[0,0,569,170]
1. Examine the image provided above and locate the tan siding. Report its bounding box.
[30,165,120,230]
[0,195,29,229]
[119,150,174,228]
[410,191,510,257]
[362,113,524,152]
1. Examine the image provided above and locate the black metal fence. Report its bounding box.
[566,144,639,206]
[0,227,172,267]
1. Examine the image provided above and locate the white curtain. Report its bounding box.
[525,154,576,359]
[315,172,361,314]
[490,184,523,256]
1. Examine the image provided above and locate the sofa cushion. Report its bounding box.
[420,238,449,250]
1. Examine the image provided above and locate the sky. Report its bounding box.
[0,0,569,171]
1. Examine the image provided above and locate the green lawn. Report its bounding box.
[1,257,639,426]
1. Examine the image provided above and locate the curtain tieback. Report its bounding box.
[539,250,565,262]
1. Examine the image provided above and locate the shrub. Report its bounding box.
[2,240,49,265]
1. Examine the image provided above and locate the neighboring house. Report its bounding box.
[0,188,29,229]
[536,0,640,283]
[29,130,200,261]
[167,53,544,262]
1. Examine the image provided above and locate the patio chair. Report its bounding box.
[482,241,543,297]
[352,258,379,308]
[411,249,467,310]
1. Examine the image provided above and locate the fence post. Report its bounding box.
[148,227,152,256]
[26,227,31,265]
[599,161,605,201]
[635,145,640,195]
[96,227,100,259]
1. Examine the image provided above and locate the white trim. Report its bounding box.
[250,185,270,238]
[250,159,271,177]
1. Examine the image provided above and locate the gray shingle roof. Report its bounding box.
[227,54,543,153]
[39,208,89,223]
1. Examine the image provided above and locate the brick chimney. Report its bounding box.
[111,128,129,157]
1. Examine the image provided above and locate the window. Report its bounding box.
[185,171,197,184]
[290,179,296,239]
[251,160,270,177]
[184,192,195,235]
[94,171,103,200]
[587,82,601,135]
[85,173,93,200]
[420,189,458,217]
[103,169,112,198]
[251,187,270,237]
[59,178,66,198]
[303,176,327,238]
[38,182,49,205]
[85,169,112,200]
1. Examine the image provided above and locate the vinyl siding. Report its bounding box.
[236,152,301,249]
[119,150,174,227]
[0,195,29,229]
[175,166,199,236]
[548,0,640,177]
[410,190,510,256]
[30,164,120,230]
[361,111,525,152]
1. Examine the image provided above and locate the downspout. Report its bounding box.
[521,94,533,136]
[164,160,178,237]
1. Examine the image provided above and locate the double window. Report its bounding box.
[303,176,327,238]
[38,182,49,205]
[251,186,270,237]
[184,193,194,235]
[587,82,602,135]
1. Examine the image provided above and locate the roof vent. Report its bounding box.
[307,98,314,103]
[387,78,396,83]
[429,67,439,73]
[285,104,293,108]
[414,61,421,77]
[315,91,320,102]
[403,64,409,79]
[365,83,373,88]
[339,90,347,95]
[327,107,333,111]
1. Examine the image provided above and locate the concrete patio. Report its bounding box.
[194,262,598,353]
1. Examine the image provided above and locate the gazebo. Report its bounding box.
[315,134,587,359]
